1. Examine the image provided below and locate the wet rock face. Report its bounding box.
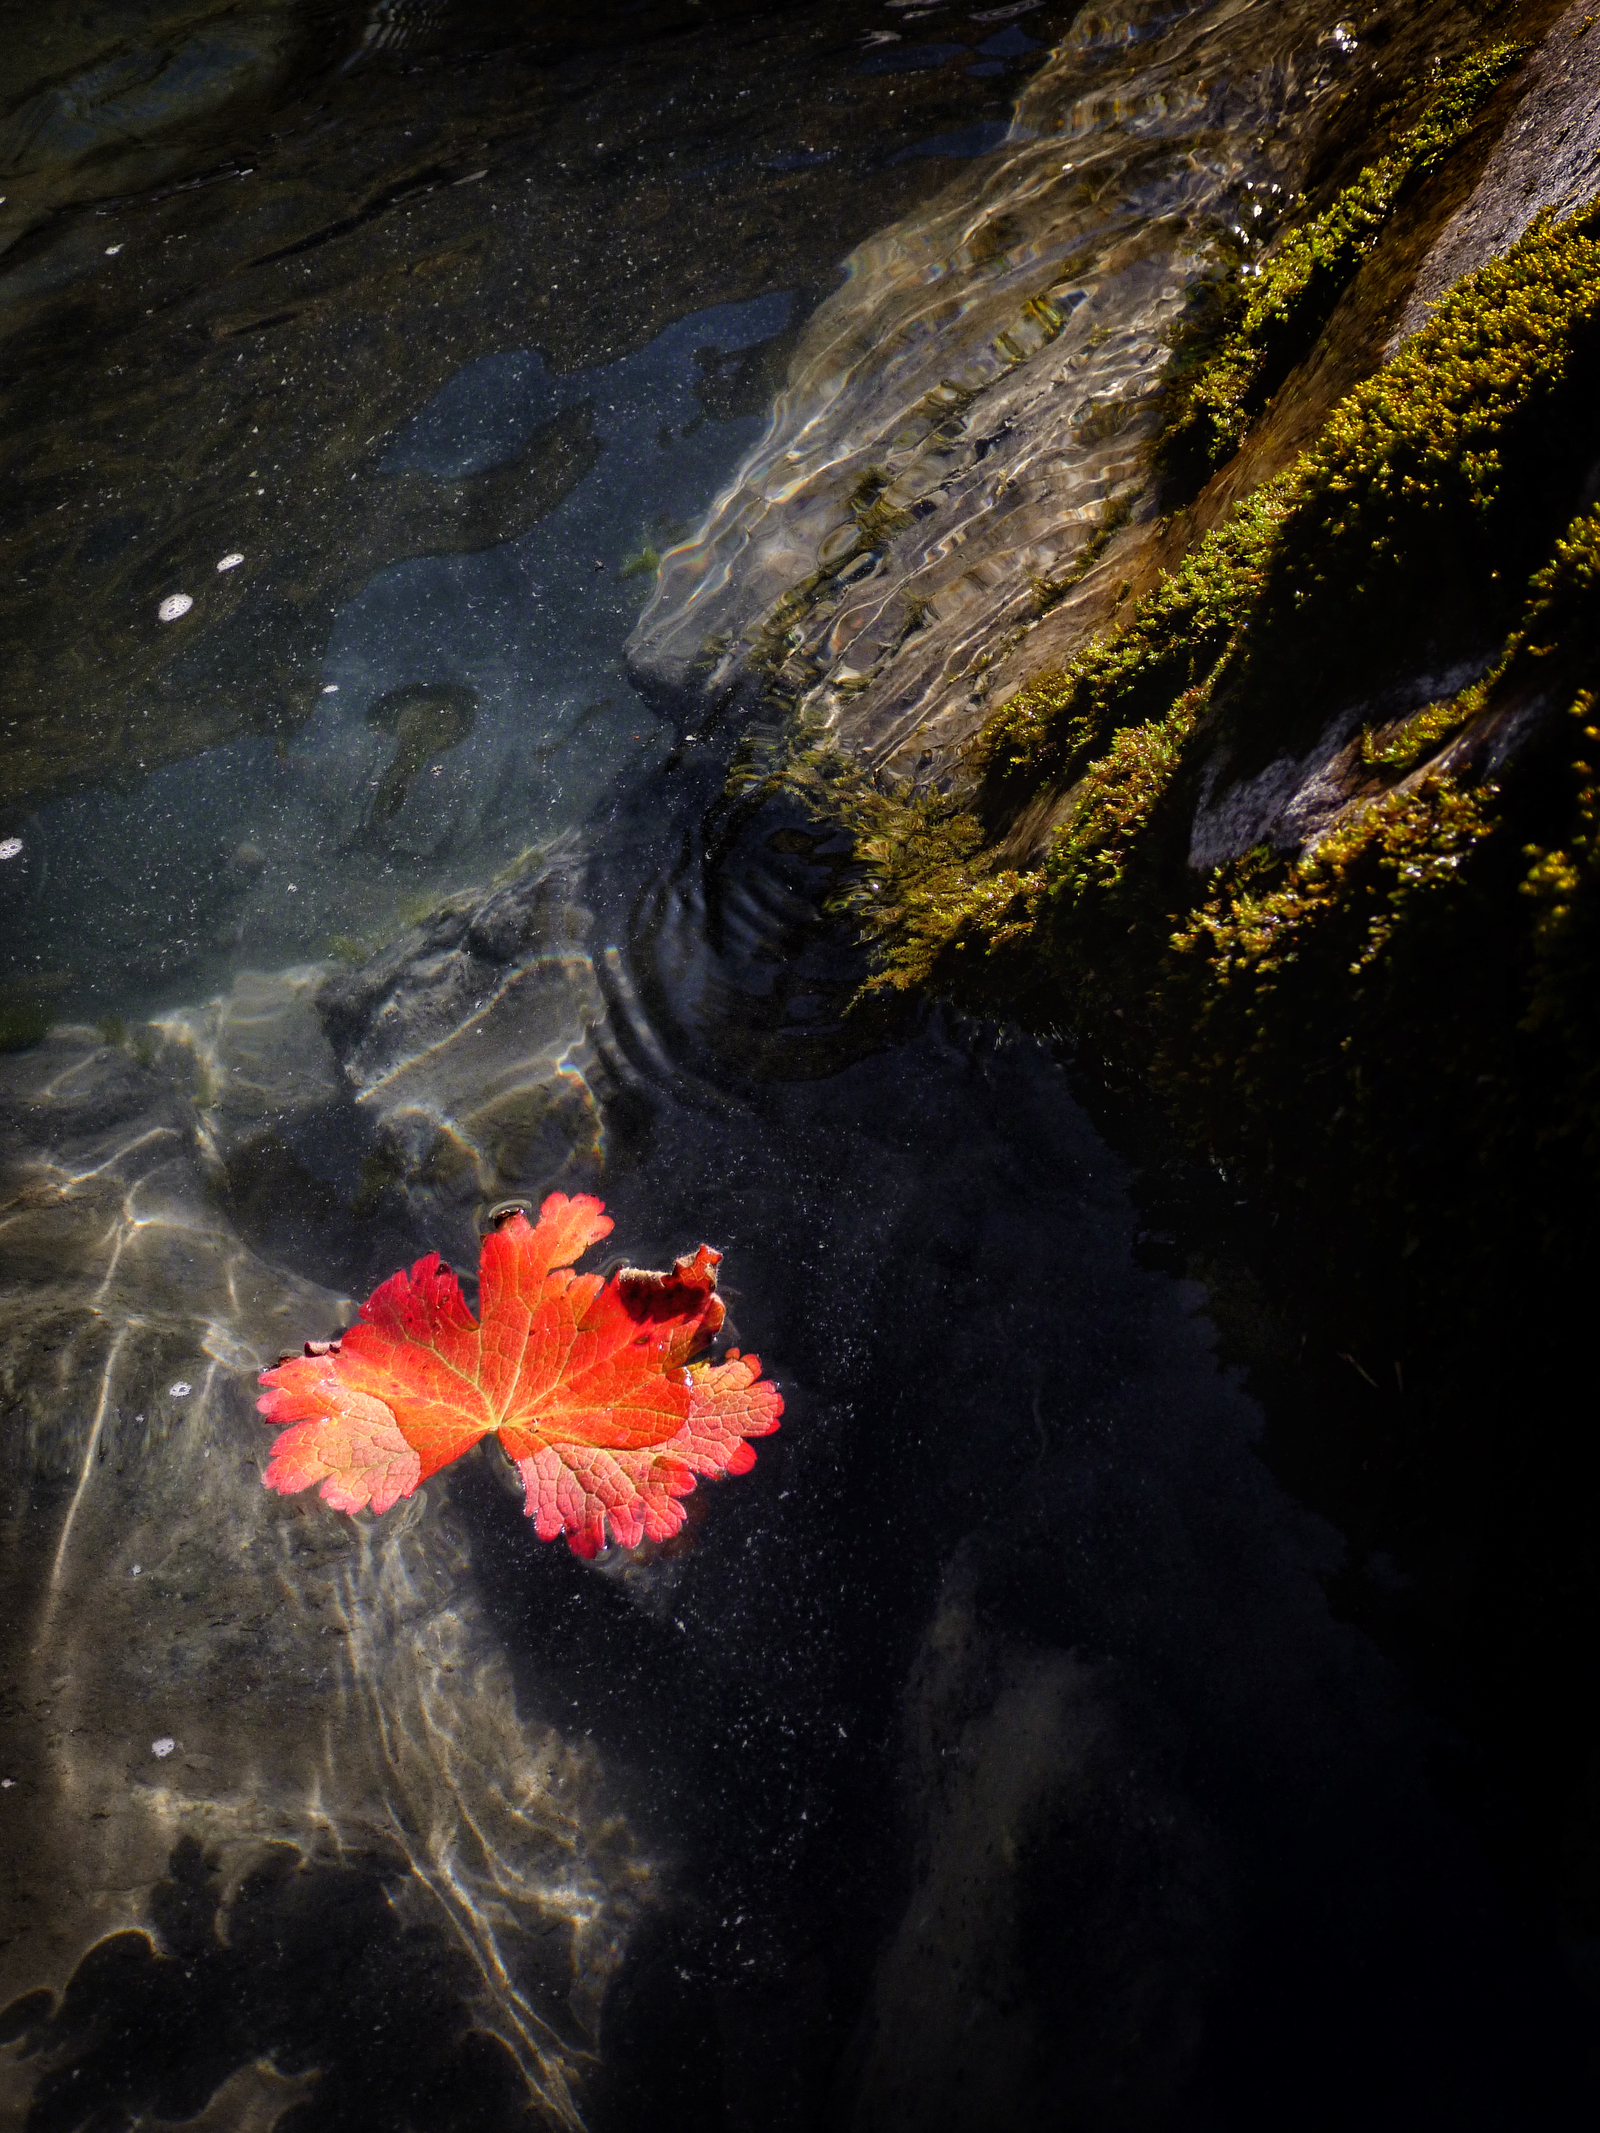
[1389,0,1600,348]
[626,0,1590,800]
[628,0,1382,779]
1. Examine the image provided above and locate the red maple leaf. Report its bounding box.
[258,1193,782,1555]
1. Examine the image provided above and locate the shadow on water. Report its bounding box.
[1,1835,530,2133]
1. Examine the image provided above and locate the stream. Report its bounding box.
[0,4,1595,2128]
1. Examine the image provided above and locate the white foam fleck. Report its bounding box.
[158,593,193,623]
[151,1737,175,1759]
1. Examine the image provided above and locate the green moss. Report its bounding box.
[352,1143,404,1218]
[0,998,49,1053]
[773,208,1600,1280]
[975,201,1600,832]
[1360,692,1479,770]
[1162,38,1527,479]
[848,465,913,549]
[1168,772,1500,1054]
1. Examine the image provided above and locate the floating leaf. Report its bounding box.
[258,1194,781,1552]
[261,1379,422,1516]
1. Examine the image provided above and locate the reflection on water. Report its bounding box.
[2,3,1596,2129]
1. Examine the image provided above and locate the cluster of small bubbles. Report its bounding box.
[151,1737,176,1759]
[158,593,193,623]
[169,1381,192,1398]
[216,552,244,572]
[0,837,22,861]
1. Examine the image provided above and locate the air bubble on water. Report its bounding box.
[217,552,244,572]
[0,838,22,861]
[106,244,123,255]
[131,1564,141,1576]
[322,683,339,694]
[151,1738,175,1759]
[158,594,193,623]
[169,1381,192,1398]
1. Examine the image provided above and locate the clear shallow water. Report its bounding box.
[0,5,1595,2129]
[5,292,793,1003]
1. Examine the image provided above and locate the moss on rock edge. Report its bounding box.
[785,201,1600,1369]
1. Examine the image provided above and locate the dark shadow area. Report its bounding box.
[0,1836,536,2133]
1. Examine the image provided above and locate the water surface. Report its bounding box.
[1,5,1594,2129]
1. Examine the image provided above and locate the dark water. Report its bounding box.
[1,4,1595,2128]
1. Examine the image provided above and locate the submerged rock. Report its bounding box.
[317,848,608,1258]
[363,680,478,828]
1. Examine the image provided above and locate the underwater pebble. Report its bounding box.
[169,1381,192,1398]
[158,593,193,623]
[0,837,23,861]
[216,552,244,572]
[151,1738,175,1759]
